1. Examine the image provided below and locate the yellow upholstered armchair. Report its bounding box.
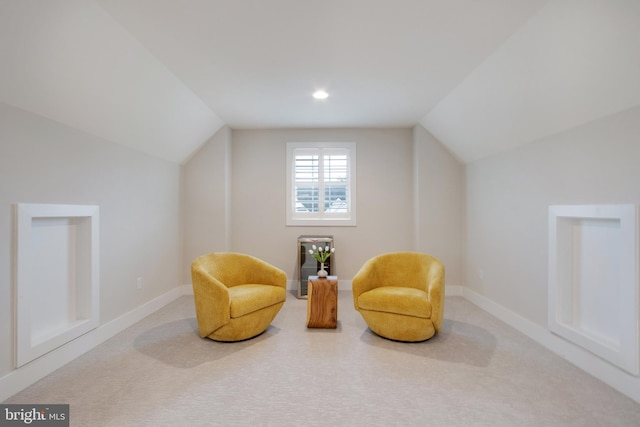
[191,252,287,342]
[352,252,445,342]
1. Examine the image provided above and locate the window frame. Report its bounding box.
[286,142,357,226]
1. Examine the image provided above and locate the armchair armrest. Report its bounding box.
[426,260,445,332]
[191,263,231,337]
[352,257,380,311]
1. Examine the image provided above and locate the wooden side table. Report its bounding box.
[306,276,338,328]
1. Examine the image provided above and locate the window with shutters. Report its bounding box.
[286,142,356,226]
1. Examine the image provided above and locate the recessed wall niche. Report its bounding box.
[15,203,100,367]
[548,204,638,375]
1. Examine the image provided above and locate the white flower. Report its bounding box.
[308,243,334,262]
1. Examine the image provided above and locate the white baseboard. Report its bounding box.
[0,285,192,402]
[459,286,640,404]
[445,284,464,296]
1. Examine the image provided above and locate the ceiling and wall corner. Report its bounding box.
[422,0,640,163]
[0,0,583,165]
[2,1,638,164]
[0,0,224,164]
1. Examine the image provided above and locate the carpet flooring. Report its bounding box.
[5,292,640,426]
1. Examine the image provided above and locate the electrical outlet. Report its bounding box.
[137,277,143,289]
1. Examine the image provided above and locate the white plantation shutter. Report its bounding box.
[322,152,348,213]
[287,142,356,226]
[293,150,319,212]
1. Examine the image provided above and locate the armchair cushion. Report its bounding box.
[228,284,286,318]
[357,287,432,319]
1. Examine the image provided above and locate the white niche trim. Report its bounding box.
[15,203,100,367]
[548,204,638,375]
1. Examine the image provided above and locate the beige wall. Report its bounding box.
[463,106,640,398]
[182,126,231,282]
[181,126,465,288]
[413,125,465,285]
[0,103,182,378]
[465,106,640,327]
[229,128,416,281]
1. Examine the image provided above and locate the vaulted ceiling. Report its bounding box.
[1,1,638,164]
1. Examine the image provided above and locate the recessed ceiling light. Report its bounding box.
[313,90,329,100]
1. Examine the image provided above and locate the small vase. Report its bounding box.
[317,262,328,278]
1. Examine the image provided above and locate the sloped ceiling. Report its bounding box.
[422,0,640,162]
[1,0,638,164]
[0,0,224,164]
